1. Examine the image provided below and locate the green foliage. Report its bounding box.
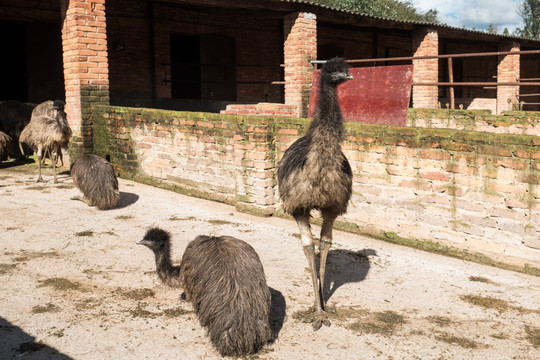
[307,0,439,23]
[514,0,540,39]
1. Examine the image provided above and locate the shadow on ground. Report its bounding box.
[319,248,376,304]
[0,157,35,169]
[269,287,286,342]
[115,192,140,209]
[0,317,73,360]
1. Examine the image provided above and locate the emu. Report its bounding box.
[0,100,34,159]
[139,227,272,357]
[0,131,12,160]
[70,154,120,210]
[276,57,354,330]
[19,100,72,182]
[31,100,69,167]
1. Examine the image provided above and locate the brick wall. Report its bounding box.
[497,40,520,114]
[408,108,540,136]
[93,107,277,216]
[283,12,317,117]
[412,28,439,109]
[106,0,153,106]
[221,103,298,117]
[61,0,110,160]
[339,123,539,267]
[93,106,540,269]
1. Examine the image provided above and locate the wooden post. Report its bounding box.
[448,57,455,109]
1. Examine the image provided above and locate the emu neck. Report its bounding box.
[307,80,344,143]
[154,251,182,288]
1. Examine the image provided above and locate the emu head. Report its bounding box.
[52,100,65,111]
[321,57,354,85]
[138,227,171,254]
[50,101,70,135]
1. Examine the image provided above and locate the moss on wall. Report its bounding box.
[90,105,540,272]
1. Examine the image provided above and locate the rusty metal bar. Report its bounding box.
[448,58,454,109]
[518,93,540,97]
[413,82,540,86]
[518,78,540,81]
[342,49,540,64]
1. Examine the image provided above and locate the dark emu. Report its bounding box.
[139,227,272,357]
[276,57,354,330]
[70,154,120,210]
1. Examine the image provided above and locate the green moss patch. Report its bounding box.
[32,302,60,314]
[38,278,82,291]
[434,333,479,349]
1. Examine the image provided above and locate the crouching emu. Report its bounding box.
[277,57,354,330]
[70,154,120,210]
[19,100,72,182]
[139,227,272,357]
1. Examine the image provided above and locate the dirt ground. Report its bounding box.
[0,161,539,360]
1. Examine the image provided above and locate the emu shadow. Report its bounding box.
[268,287,286,342]
[316,248,377,304]
[0,317,73,359]
[114,192,139,209]
[0,157,35,169]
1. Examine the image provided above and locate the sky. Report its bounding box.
[413,0,524,33]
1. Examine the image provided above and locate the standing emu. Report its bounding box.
[70,154,120,210]
[139,227,272,357]
[276,57,354,330]
[19,100,72,182]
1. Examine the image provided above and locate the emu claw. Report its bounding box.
[312,316,331,331]
[307,306,331,330]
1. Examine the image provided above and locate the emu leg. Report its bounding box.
[36,144,43,182]
[294,211,328,330]
[319,210,338,310]
[52,148,57,183]
[58,148,64,167]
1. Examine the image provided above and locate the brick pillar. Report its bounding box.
[412,28,439,109]
[283,12,317,118]
[61,0,110,161]
[497,40,520,114]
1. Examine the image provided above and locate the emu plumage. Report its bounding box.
[277,57,353,330]
[19,100,71,183]
[139,227,272,356]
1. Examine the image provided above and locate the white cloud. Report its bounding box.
[413,0,523,32]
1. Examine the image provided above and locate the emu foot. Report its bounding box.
[36,177,43,183]
[71,195,88,204]
[306,306,331,330]
[312,312,331,331]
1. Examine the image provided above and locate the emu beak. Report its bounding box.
[138,239,151,246]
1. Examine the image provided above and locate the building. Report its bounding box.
[2,0,540,153]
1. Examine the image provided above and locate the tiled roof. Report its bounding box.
[278,0,538,42]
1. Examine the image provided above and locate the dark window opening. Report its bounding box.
[170,34,236,101]
[318,45,344,61]
[0,23,28,101]
[0,22,64,103]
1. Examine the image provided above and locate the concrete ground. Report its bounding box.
[0,161,539,359]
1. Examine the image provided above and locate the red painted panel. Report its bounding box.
[308,65,413,126]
